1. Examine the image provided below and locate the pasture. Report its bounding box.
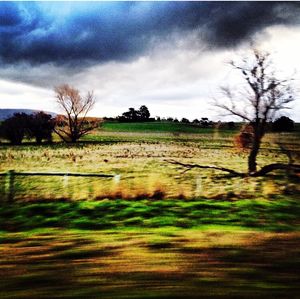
[0,123,300,298]
[0,124,299,201]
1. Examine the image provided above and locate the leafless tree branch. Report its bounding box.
[165,159,244,177]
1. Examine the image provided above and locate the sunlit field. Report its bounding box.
[0,125,299,201]
[0,124,300,298]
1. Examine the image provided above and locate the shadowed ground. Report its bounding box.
[0,229,299,298]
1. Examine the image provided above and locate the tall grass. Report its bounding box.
[0,128,299,200]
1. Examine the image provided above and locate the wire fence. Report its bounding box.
[0,170,120,201]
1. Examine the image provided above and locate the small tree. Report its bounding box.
[227,121,236,130]
[272,116,294,132]
[27,112,55,144]
[138,105,150,121]
[118,106,151,122]
[0,113,28,144]
[54,84,97,142]
[121,108,139,122]
[181,118,190,123]
[200,117,210,128]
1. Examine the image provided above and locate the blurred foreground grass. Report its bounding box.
[0,128,300,298]
[0,227,299,298]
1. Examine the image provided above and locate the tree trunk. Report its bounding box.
[248,148,258,174]
[71,136,78,143]
[248,127,261,174]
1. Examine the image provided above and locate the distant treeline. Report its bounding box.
[104,105,295,132]
[105,105,219,127]
[0,111,101,145]
[115,105,154,122]
[0,111,55,144]
[0,107,295,145]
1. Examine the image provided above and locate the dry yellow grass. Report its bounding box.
[0,130,299,200]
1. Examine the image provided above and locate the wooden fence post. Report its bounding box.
[114,174,121,184]
[6,170,15,202]
[63,174,69,198]
[195,175,202,198]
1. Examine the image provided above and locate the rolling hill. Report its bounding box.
[0,109,56,121]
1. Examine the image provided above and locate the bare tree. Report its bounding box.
[218,49,295,174]
[54,84,97,142]
[167,49,300,176]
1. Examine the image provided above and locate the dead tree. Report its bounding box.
[54,84,97,142]
[167,49,300,177]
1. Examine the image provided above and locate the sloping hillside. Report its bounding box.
[0,109,56,120]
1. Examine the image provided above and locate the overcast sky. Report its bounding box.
[1,1,300,121]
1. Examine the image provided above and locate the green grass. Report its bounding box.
[101,121,220,133]
[1,197,299,232]
[0,227,299,298]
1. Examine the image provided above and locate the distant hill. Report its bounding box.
[0,109,57,121]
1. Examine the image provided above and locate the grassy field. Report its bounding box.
[0,123,300,298]
[0,129,299,201]
[101,121,222,133]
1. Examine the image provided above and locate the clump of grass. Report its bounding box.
[151,189,166,200]
[262,180,280,197]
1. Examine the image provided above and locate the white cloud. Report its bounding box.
[0,80,56,112]
[0,26,299,121]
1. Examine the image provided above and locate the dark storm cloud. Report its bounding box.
[0,1,300,67]
[204,2,300,47]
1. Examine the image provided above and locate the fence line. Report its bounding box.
[0,170,118,201]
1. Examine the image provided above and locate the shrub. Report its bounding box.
[234,124,254,150]
[27,112,55,143]
[0,113,28,144]
[272,116,294,132]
